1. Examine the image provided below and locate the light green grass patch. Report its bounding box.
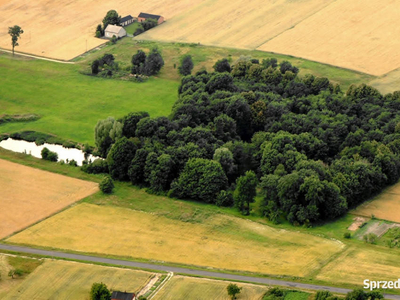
[0,54,178,144]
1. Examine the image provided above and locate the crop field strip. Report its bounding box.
[3,259,153,299]
[152,275,268,300]
[258,0,400,76]
[316,246,400,285]
[351,182,400,223]
[6,203,344,277]
[0,159,98,239]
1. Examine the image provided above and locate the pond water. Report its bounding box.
[0,138,100,166]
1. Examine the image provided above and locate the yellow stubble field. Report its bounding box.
[3,259,153,299]
[352,183,400,223]
[7,203,344,276]
[139,0,335,49]
[258,0,400,76]
[153,276,268,300]
[316,246,400,285]
[0,159,98,239]
[0,0,204,60]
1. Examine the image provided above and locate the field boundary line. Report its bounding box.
[148,271,174,300]
[0,48,75,64]
[253,0,339,49]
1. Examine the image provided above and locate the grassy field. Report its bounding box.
[258,0,400,76]
[0,254,42,299]
[125,22,142,35]
[0,158,98,239]
[316,246,400,285]
[77,39,373,91]
[6,203,344,276]
[153,276,268,300]
[0,53,178,144]
[351,183,400,223]
[0,0,204,60]
[3,259,153,299]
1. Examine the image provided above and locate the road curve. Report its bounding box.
[0,244,399,299]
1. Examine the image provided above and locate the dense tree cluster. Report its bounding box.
[131,48,164,76]
[86,56,400,223]
[95,10,121,37]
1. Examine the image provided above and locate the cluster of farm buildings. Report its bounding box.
[104,12,164,38]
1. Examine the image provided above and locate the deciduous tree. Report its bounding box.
[8,25,23,56]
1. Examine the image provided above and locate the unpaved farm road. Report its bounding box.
[1,244,399,299]
[0,48,74,64]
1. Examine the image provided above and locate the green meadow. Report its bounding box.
[0,54,178,144]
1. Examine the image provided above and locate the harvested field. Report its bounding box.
[3,259,153,299]
[258,0,400,76]
[153,276,268,300]
[139,0,334,49]
[0,254,42,298]
[7,203,344,276]
[0,159,98,239]
[0,0,203,60]
[352,183,400,223]
[316,247,400,285]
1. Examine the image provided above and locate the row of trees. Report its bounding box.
[84,55,400,223]
[131,48,164,76]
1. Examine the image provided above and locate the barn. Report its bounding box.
[104,24,127,38]
[137,12,164,25]
[120,15,135,26]
[111,291,136,300]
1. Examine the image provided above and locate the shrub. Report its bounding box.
[343,232,351,239]
[178,55,194,76]
[110,35,117,44]
[41,147,58,162]
[68,159,78,167]
[99,175,114,194]
[216,190,234,207]
[81,159,109,174]
[363,233,378,244]
[95,31,101,38]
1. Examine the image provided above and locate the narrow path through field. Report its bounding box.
[0,48,75,64]
[0,244,399,299]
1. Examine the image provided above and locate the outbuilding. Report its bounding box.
[111,291,136,300]
[120,15,135,26]
[137,12,164,25]
[104,24,127,38]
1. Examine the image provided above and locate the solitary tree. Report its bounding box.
[227,283,242,300]
[8,25,24,56]
[143,47,164,76]
[102,10,121,30]
[90,282,111,300]
[178,55,194,76]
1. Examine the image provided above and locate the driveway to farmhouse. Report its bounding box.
[0,48,75,64]
[1,244,400,299]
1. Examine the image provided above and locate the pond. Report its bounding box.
[0,138,100,166]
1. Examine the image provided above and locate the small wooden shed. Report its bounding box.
[104,24,127,38]
[137,12,164,25]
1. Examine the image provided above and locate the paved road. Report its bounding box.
[1,244,399,299]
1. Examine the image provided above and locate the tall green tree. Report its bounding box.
[90,282,111,300]
[8,25,23,56]
[102,10,121,30]
[107,137,137,180]
[178,55,194,76]
[143,47,164,76]
[94,117,122,157]
[234,170,257,215]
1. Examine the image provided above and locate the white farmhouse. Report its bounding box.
[104,24,127,38]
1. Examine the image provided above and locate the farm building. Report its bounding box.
[120,15,135,26]
[138,12,164,25]
[104,24,127,38]
[111,291,136,300]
